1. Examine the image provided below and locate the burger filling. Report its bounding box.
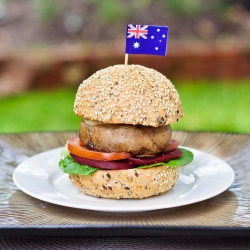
[59,137,194,176]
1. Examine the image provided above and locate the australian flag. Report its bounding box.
[125,24,168,56]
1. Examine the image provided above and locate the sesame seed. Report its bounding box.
[73,64,183,126]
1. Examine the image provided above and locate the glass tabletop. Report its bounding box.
[1,131,250,237]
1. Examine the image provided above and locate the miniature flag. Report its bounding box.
[125,24,168,56]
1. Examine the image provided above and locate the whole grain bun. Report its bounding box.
[69,166,180,199]
[79,120,172,156]
[74,64,183,127]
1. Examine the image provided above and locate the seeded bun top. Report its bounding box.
[74,64,183,127]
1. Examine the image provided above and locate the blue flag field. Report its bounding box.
[125,24,168,56]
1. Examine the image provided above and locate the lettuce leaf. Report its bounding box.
[59,155,98,176]
[136,148,194,169]
[60,147,70,158]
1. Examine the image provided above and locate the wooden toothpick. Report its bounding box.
[124,53,128,66]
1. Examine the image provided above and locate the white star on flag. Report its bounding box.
[133,42,140,49]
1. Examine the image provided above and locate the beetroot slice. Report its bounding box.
[126,149,182,166]
[70,153,134,170]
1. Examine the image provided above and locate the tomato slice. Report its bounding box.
[164,140,179,152]
[67,137,133,161]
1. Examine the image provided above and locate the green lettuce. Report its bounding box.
[136,148,194,169]
[59,155,98,176]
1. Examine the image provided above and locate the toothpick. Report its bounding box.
[124,53,128,66]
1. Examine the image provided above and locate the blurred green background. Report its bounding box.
[0,0,250,133]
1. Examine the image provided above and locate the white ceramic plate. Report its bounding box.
[13,147,235,213]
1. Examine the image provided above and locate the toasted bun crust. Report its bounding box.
[74,64,183,127]
[69,166,180,199]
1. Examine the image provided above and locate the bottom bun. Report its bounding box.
[69,166,180,199]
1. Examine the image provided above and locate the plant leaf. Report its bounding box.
[59,155,98,176]
[166,148,194,167]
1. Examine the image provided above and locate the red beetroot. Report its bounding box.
[70,153,134,170]
[126,149,182,166]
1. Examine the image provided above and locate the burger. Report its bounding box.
[59,64,193,199]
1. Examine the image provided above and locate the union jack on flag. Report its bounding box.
[125,24,168,56]
[127,24,148,39]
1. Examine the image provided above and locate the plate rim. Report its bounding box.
[12,146,235,212]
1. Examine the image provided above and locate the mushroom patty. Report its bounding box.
[79,119,172,157]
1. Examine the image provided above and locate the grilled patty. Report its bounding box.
[79,120,172,157]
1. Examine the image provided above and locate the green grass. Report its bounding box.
[171,79,250,133]
[0,80,250,133]
[0,88,81,133]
